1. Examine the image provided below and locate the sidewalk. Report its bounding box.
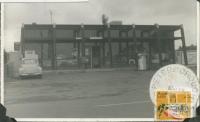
[43,67,138,74]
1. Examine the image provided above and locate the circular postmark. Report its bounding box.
[149,64,199,106]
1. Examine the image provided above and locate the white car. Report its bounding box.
[19,58,42,78]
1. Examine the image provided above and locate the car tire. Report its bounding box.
[20,76,24,79]
[37,74,42,79]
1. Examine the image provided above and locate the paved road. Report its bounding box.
[4,69,165,118]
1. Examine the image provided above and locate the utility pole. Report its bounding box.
[49,10,53,24]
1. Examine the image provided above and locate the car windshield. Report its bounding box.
[22,59,37,65]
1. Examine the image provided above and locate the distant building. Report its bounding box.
[176,50,196,65]
[14,42,21,51]
[19,23,188,70]
[110,21,122,25]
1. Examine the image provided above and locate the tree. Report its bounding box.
[178,44,197,50]
[102,14,109,25]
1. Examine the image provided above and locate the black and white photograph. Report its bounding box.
[3,0,197,118]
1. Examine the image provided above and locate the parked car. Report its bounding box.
[19,58,42,78]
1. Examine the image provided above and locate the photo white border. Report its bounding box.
[0,0,88,2]
[197,1,200,79]
[1,0,199,121]
[16,118,155,122]
[1,1,4,105]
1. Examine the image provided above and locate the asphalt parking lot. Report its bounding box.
[4,66,196,118]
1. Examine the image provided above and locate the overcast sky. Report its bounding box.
[4,0,197,51]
